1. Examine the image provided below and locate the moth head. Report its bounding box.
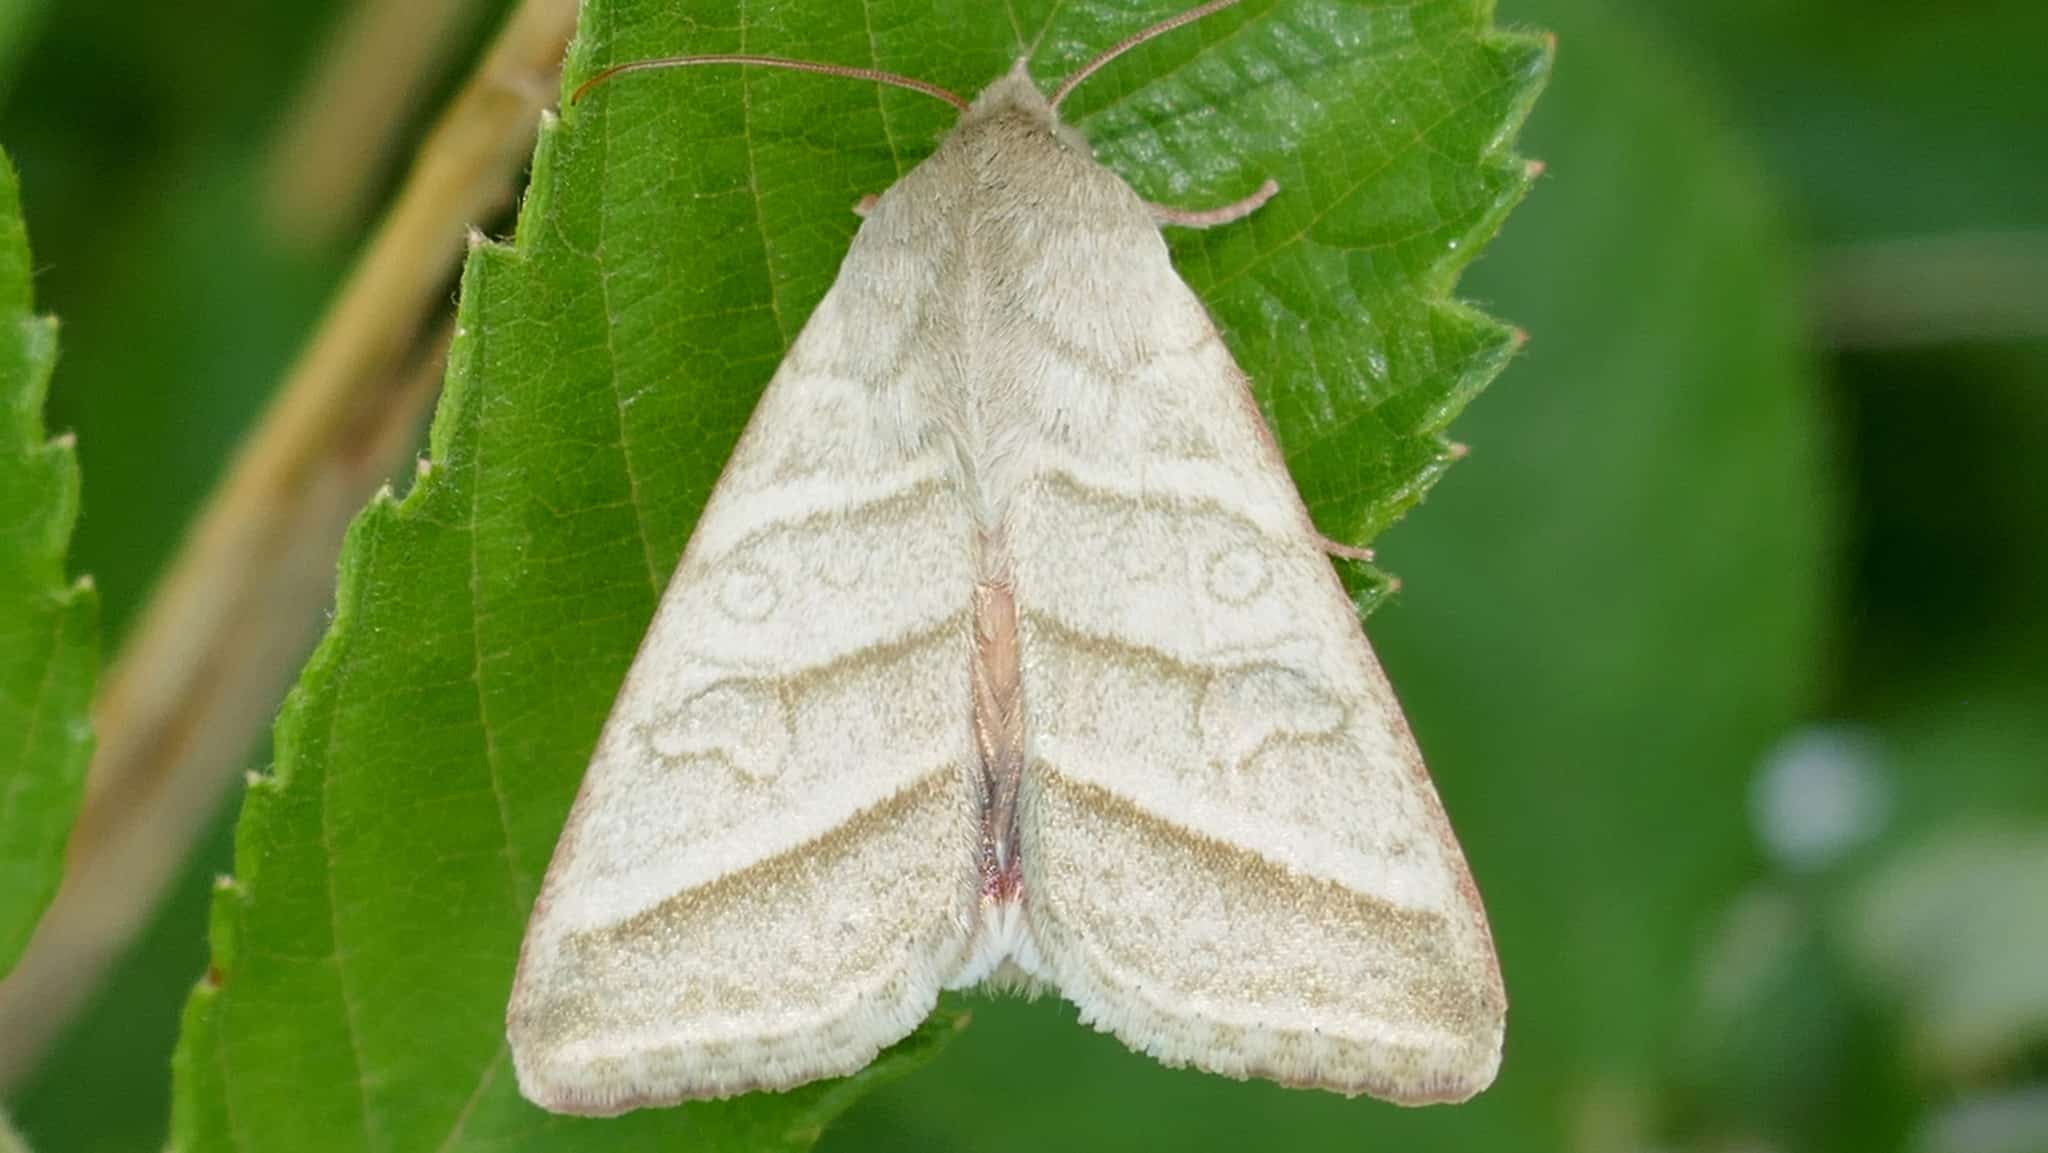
[960,61,1094,155]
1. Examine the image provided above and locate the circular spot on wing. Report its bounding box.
[1204,540,1271,605]
[716,558,781,622]
[644,681,791,780]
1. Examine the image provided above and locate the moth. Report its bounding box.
[508,0,1504,1116]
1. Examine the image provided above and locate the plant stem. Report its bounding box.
[1816,230,2048,348]
[267,0,492,245]
[0,0,578,1089]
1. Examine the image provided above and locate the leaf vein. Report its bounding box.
[431,1043,506,1153]
[593,11,666,596]
[857,0,903,174]
[737,0,792,346]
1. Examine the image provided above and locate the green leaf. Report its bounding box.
[0,149,96,977]
[170,1,1542,1149]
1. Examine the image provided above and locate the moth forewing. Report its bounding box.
[969,76,1504,1103]
[503,207,988,1112]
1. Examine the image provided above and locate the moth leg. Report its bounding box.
[1317,534,1375,563]
[852,193,881,217]
[1147,178,1278,229]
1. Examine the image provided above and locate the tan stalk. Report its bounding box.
[267,0,491,245]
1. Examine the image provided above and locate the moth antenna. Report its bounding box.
[572,54,970,111]
[1049,0,1248,109]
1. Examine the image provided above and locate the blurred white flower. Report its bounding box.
[1749,725,1891,872]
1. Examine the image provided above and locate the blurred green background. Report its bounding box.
[2,0,2043,1150]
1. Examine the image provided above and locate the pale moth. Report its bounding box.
[508,0,1505,1116]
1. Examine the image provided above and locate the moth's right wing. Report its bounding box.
[507,249,982,1114]
[1003,211,1505,1104]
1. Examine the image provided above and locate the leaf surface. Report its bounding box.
[170,2,1544,1149]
